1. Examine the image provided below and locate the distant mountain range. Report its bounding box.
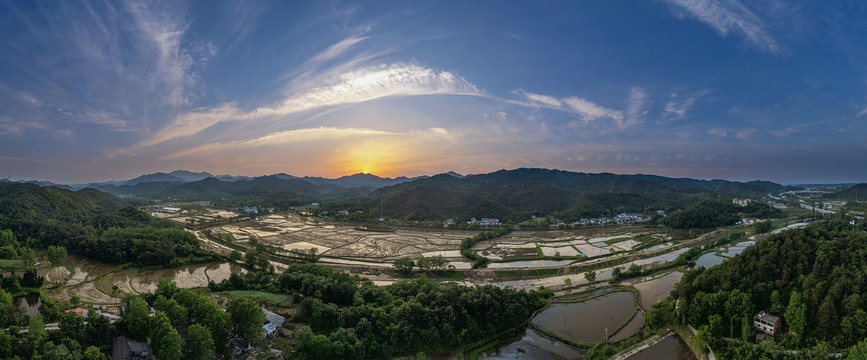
[834,183,867,200]
[351,168,798,222]
[2,168,817,222]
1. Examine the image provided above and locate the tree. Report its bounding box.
[584,270,597,283]
[150,312,183,360]
[125,296,150,340]
[770,290,784,315]
[227,297,265,345]
[785,291,808,343]
[229,250,242,263]
[84,346,109,360]
[46,245,68,263]
[393,258,415,275]
[416,255,454,272]
[186,324,215,360]
[754,220,773,234]
[20,248,35,266]
[28,314,48,349]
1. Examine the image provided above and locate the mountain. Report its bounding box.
[624,174,790,194]
[297,173,423,188]
[334,168,790,222]
[834,183,867,200]
[167,170,215,182]
[444,171,465,178]
[125,172,188,185]
[0,182,206,265]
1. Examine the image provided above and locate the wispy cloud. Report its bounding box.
[126,2,217,105]
[135,62,480,149]
[857,106,867,118]
[513,89,626,124]
[660,0,783,54]
[663,89,711,119]
[622,87,650,130]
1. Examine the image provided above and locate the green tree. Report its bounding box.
[785,291,808,343]
[150,312,183,360]
[229,250,242,263]
[754,220,773,234]
[186,324,215,360]
[584,270,597,283]
[46,245,68,263]
[125,296,150,340]
[708,314,725,338]
[770,290,784,315]
[28,314,48,349]
[416,255,454,271]
[393,258,415,275]
[227,297,265,345]
[20,248,35,266]
[84,346,109,360]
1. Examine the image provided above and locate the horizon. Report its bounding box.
[4,167,863,187]
[2,2,867,184]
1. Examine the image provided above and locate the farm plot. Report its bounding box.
[171,266,210,289]
[70,282,119,304]
[539,246,581,257]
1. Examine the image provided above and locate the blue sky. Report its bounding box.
[1,0,866,184]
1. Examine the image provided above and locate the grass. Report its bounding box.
[215,232,237,241]
[225,290,290,303]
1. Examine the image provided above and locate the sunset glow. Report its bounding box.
[1,2,866,183]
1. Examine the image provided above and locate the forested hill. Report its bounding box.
[0,183,205,266]
[673,215,867,356]
[834,183,867,200]
[336,168,790,222]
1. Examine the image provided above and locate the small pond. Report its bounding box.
[15,293,41,317]
[532,291,636,343]
[626,334,696,360]
[479,328,584,360]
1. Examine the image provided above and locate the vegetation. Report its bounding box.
[322,168,786,223]
[667,215,867,356]
[209,263,553,359]
[0,183,215,266]
[664,200,781,229]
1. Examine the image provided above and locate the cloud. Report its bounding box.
[735,128,757,139]
[660,0,783,54]
[663,89,711,119]
[858,107,867,118]
[135,62,480,149]
[513,89,625,123]
[621,87,650,129]
[708,128,728,137]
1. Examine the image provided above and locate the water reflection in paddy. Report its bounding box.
[479,328,584,360]
[626,334,696,360]
[532,291,636,343]
[632,272,683,309]
[15,293,41,317]
[487,260,574,269]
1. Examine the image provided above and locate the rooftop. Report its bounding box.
[755,310,780,323]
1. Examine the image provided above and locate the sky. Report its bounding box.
[1,1,866,184]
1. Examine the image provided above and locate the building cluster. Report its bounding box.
[240,206,275,214]
[573,213,650,226]
[154,206,181,213]
[732,199,752,206]
[467,217,502,226]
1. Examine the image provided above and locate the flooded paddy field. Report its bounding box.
[478,328,584,360]
[531,291,637,343]
[625,334,696,360]
[631,271,684,310]
[609,311,645,342]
